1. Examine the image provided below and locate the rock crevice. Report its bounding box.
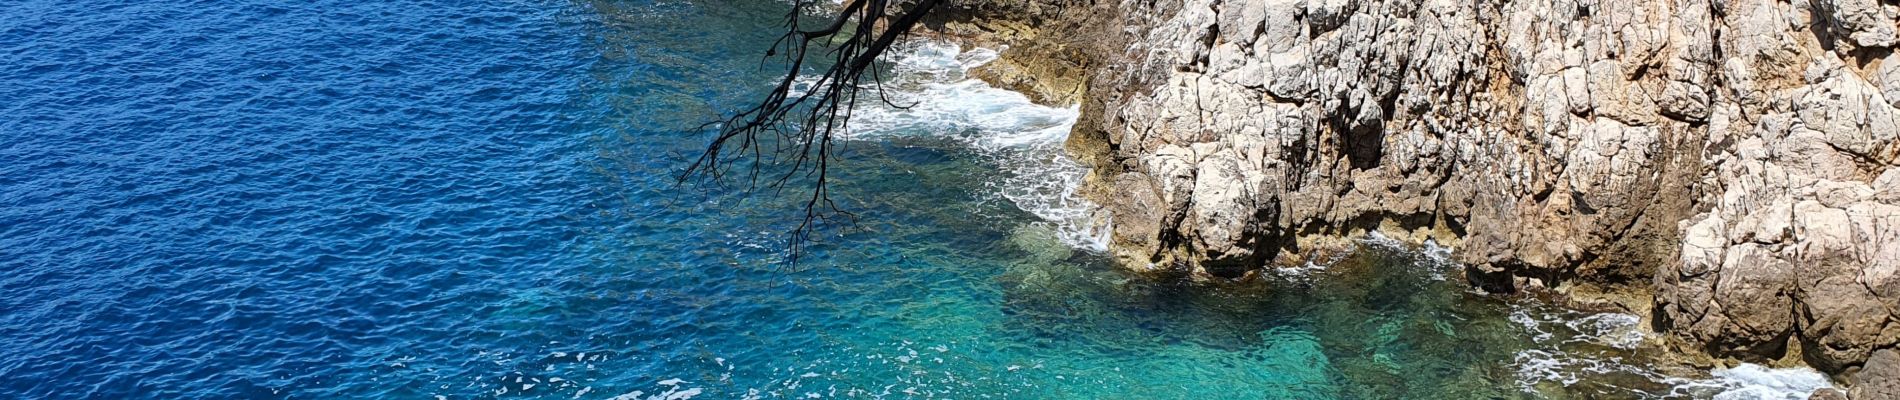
[931,0,1900,389]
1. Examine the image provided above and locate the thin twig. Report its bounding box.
[679,0,945,265]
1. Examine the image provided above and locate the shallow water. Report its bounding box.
[0,0,1830,398]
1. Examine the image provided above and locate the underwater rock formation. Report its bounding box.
[930,0,1900,387]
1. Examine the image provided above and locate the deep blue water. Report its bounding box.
[0,0,1818,399]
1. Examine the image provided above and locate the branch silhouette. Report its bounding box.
[680,0,944,264]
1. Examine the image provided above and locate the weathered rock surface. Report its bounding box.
[1851,348,1900,399]
[936,0,1900,381]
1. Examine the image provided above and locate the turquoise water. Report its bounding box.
[0,0,1832,398]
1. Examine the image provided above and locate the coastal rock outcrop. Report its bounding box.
[1851,348,1900,399]
[936,0,1900,381]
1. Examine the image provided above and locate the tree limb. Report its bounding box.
[680,0,945,264]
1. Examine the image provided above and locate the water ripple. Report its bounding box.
[0,0,1821,399]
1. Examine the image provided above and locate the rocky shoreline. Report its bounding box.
[919,0,1900,395]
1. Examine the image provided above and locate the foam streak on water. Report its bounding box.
[1355,235,1835,399]
[2,0,1846,398]
[1505,301,1834,399]
[840,41,1112,251]
[1696,365,1834,400]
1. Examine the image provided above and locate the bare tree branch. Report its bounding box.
[679,0,944,264]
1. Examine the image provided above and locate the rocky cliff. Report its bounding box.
[931,0,1900,390]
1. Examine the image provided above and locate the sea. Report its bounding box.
[0,0,1836,398]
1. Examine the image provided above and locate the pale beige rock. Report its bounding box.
[945,0,1900,383]
[1880,53,1900,108]
[1811,387,1848,400]
[1851,349,1900,399]
[1813,0,1898,48]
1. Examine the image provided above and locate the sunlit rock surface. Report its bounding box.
[935,0,1900,385]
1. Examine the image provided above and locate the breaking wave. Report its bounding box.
[1509,304,1834,399]
[841,41,1111,251]
[1345,234,1836,399]
[825,39,1841,400]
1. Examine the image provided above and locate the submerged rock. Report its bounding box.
[927,0,1900,385]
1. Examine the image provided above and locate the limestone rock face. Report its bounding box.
[1059,0,1726,288]
[1851,349,1900,399]
[949,0,1900,378]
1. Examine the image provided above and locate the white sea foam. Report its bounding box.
[1360,231,1403,248]
[1658,364,1835,400]
[843,41,1110,251]
[1418,239,1454,281]
[1333,233,1828,398]
[1353,232,1456,280]
[1649,365,1839,400]
[1419,239,1452,264]
[1271,260,1331,281]
[1508,306,1834,399]
[1508,310,1663,389]
[1709,365,1833,400]
[1564,313,1644,350]
[607,380,706,400]
[783,39,1841,400]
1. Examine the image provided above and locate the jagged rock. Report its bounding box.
[1880,52,1900,108]
[1812,387,1849,400]
[943,0,1900,385]
[1187,147,1262,273]
[1850,349,1900,399]
[1812,0,1899,49]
